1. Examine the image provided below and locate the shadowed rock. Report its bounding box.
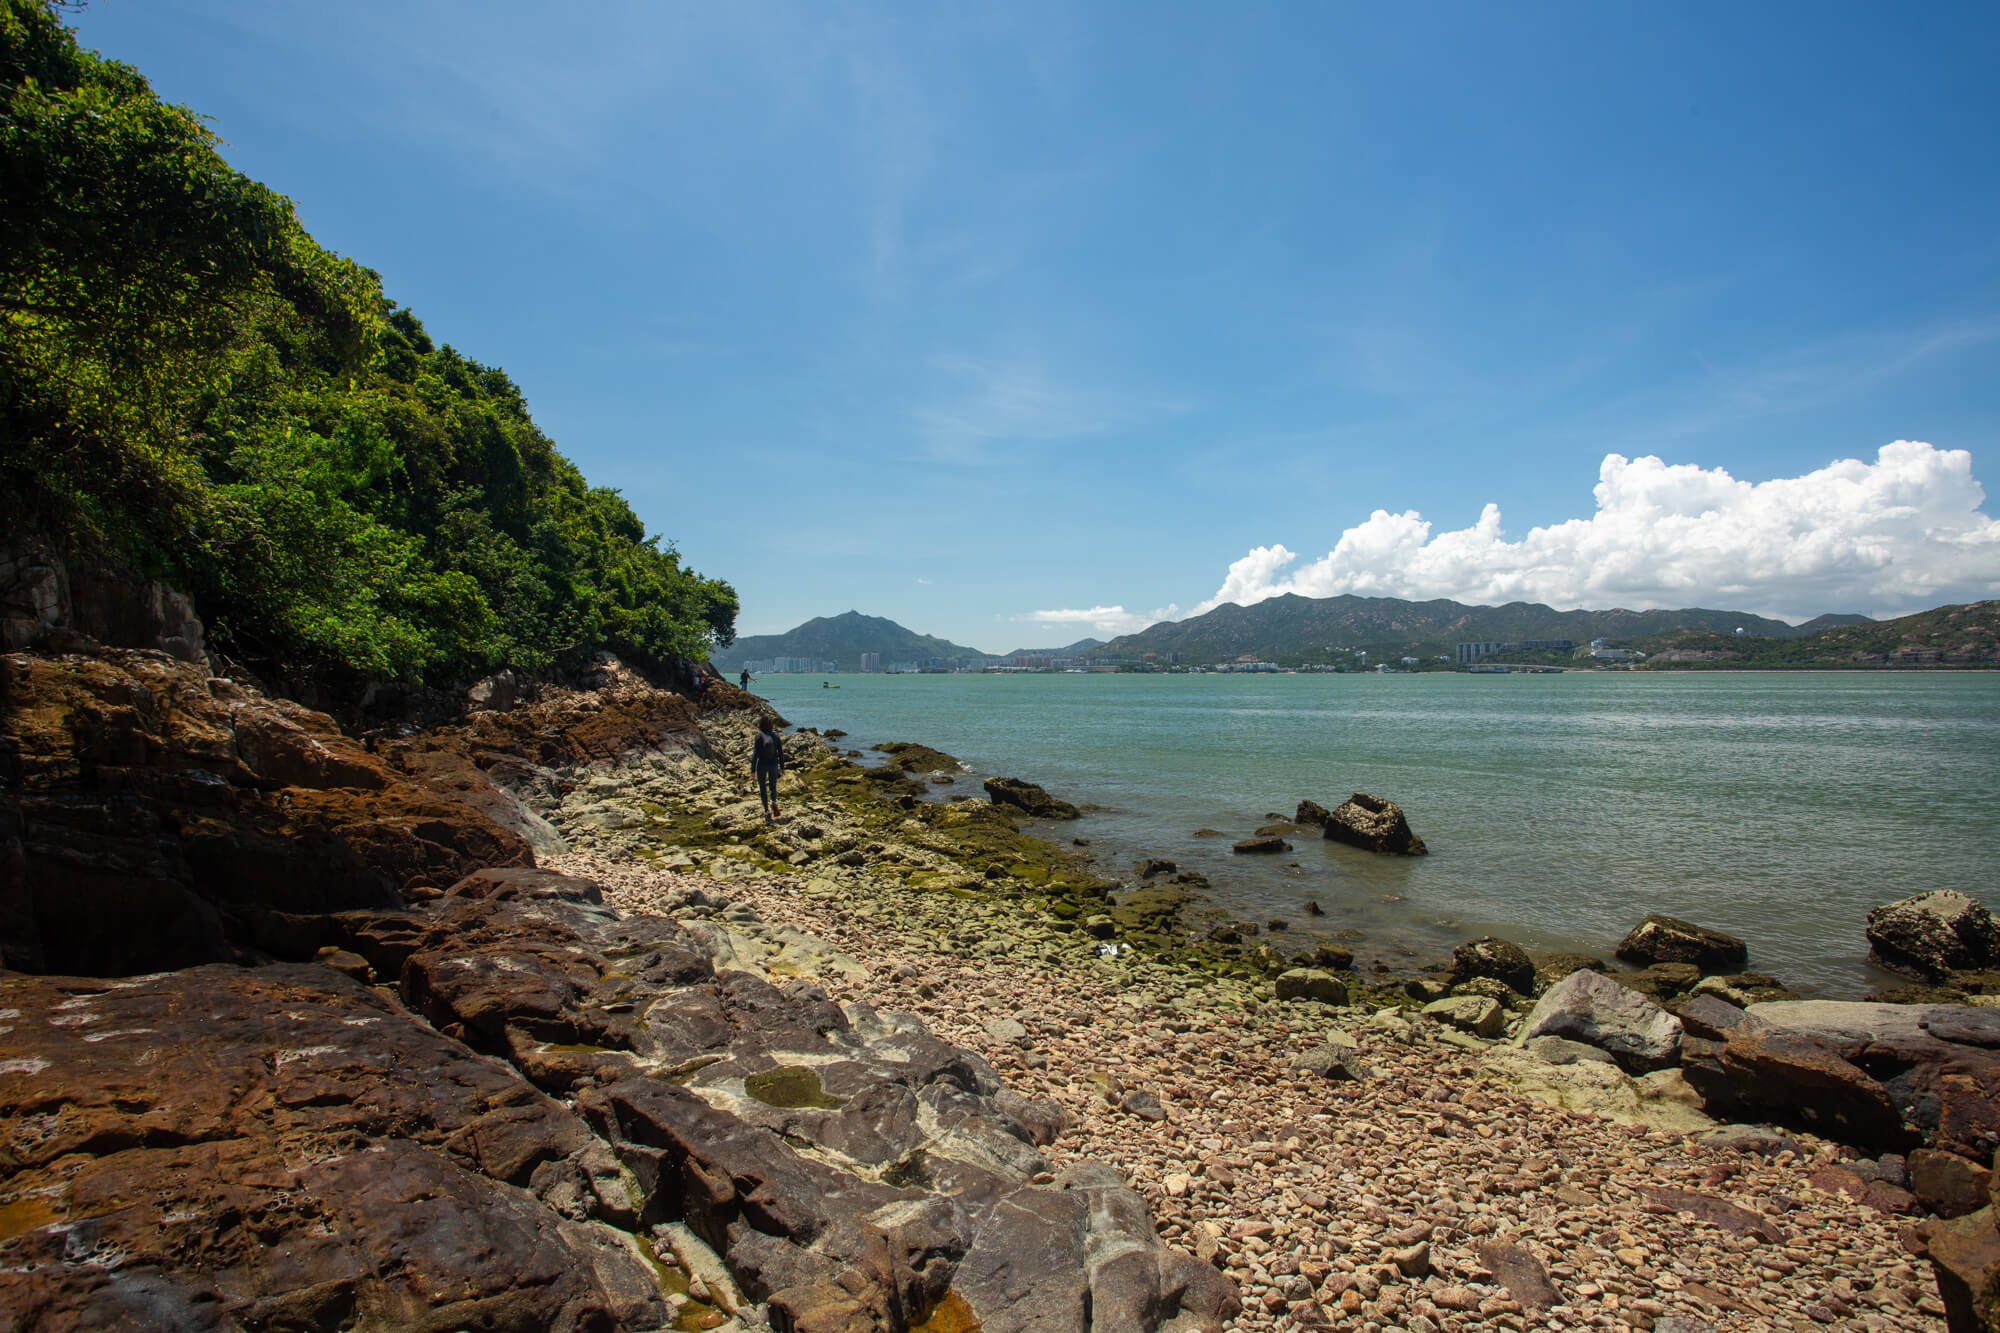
[983,776,1080,820]
[1452,936,1535,996]
[1614,914,1748,973]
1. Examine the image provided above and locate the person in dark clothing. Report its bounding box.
[739,668,751,689]
[752,717,784,820]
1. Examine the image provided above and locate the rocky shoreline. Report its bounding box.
[4,643,1997,1330]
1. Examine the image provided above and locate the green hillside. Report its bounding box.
[1638,602,1999,668]
[1,1,735,691]
[714,611,989,673]
[1095,593,1807,664]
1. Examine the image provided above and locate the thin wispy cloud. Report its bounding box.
[914,355,1191,464]
[1019,604,1181,636]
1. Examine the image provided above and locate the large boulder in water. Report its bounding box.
[1613,914,1748,973]
[1866,890,2000,980]
[1319,792,1427,855]
[1520,969,1683,1073]
[983,776,1080,819]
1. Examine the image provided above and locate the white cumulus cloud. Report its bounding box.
[1186,441,2000,622]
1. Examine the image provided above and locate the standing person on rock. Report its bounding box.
[753,716,785,820]
[738,667,751,689]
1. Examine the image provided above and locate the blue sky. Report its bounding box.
[71,1,2000,651]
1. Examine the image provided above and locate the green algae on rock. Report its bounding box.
[744,1064,845,1110]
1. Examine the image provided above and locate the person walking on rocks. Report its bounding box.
[753,716,785,820]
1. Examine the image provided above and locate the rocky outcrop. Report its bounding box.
[982,776,1080,820]
[0,537,206,664]
[1677,998,1915,1153]
[1867,890,2000,980]
[1231,835,1289,854]
[1613,914,1748,972]
[0,963,668,1332]
[0,647,532,975]
[1293,798,1330,828]
[1519,969,1683,1073]
[1318,792,1427,855]
[1451,936,1535,996]
[0,868,1238,1333]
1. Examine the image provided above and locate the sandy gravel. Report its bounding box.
[547,835,1945,1333]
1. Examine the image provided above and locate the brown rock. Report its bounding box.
[1911,1149,1996,1220]
[1232,836,1290,855]
[1451,936,1536,996]
[983,776,1080,820]
[1473,1238,1558,1310]
[0,648,531,975]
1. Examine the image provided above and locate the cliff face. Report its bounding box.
[0,645,534,974]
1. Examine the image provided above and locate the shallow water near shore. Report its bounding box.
[754,670,2000,997]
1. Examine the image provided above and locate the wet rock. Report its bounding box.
[982,776,1080,820]
[1232,836,1289,854]
[1451,936,1535,996]
[1688,971,1797,1007]
[1318,792,1427,855]
[1531,950,1606,991]
[1136,858,1178,878]
[1614,914,1748,973]
[1615,961,1704,1003]
[1293,799,1331,828]
[1867,890,2000,980]
[1521,968,1684,1073]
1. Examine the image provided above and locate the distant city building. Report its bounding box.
[1456,639,1575,663]
[860,652,880,673]
[1590,647,1643,662]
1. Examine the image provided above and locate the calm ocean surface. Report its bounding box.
[752,670,2000,997]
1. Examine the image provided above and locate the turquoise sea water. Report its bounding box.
[752,671,2000,997]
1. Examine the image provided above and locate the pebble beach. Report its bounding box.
[546,744,1948,1333]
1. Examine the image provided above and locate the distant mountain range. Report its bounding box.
[712,611,989,673]
[1092,594,1857,663]
[703,596,2000,674]
[1000,637,1103,660]
[1638,601,1998,668]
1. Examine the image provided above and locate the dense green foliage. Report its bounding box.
[1,0,734,685]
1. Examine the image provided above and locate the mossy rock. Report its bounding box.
[745,1064,844,1110]
[873,742,964,774]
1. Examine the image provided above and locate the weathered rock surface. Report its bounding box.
[1451,936,1536,996]
[0,964,666,1333]
[0,648,532,976]
[1867,889,2000,980]
[1520,968,1684,1073]
[1613,914,1748,973]
[1423,994,1506,1038]
[1318,791,1427,855]
[982,776,1080,820]
[1231,835,1289,854]
[0,871,1237,1333]
[1679,1001,1916,1152]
